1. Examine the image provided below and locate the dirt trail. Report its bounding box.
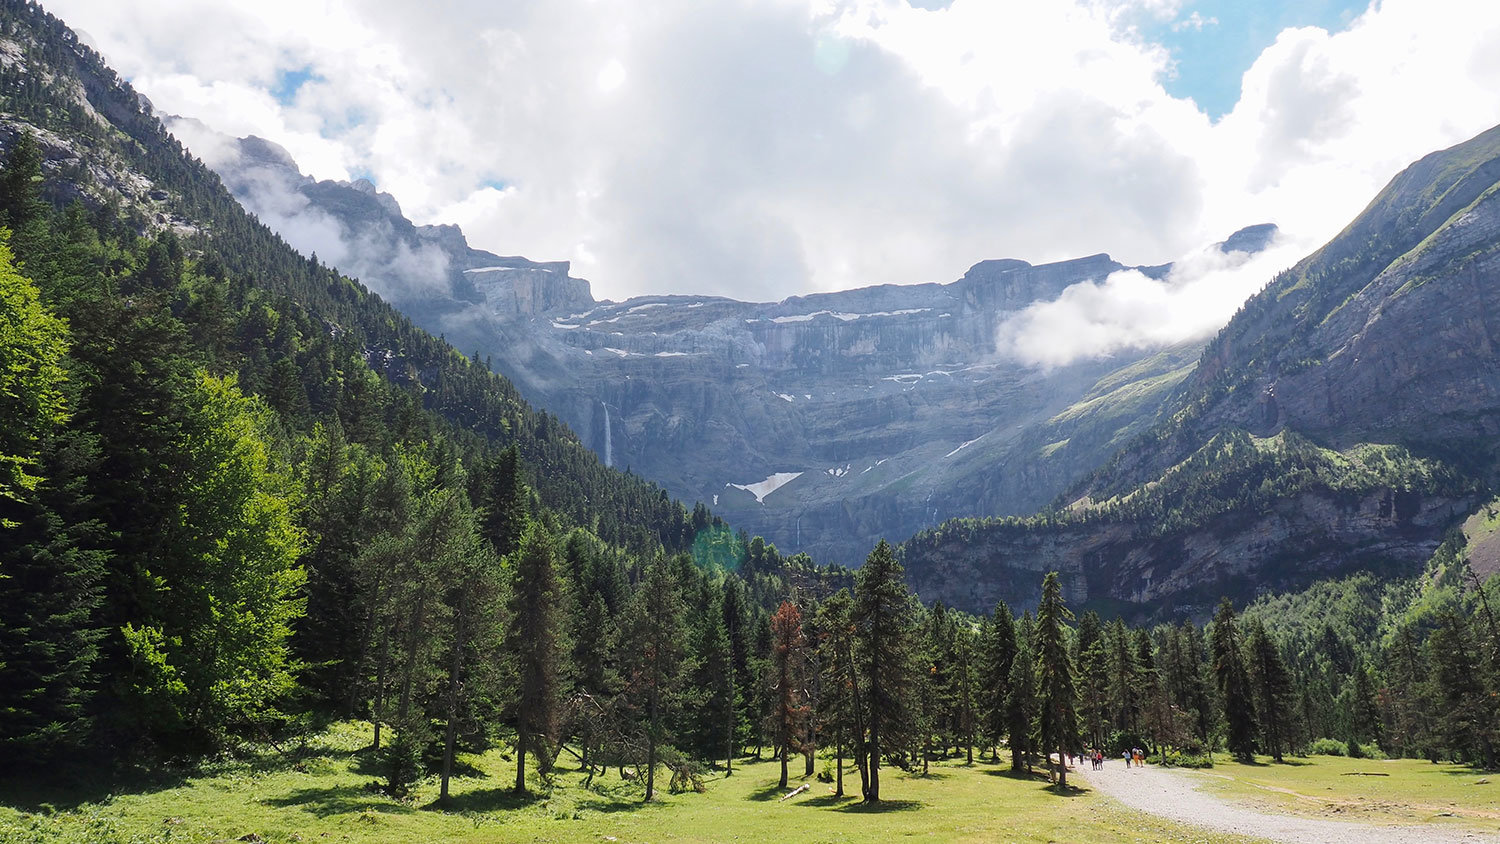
[1073,759,1500,844]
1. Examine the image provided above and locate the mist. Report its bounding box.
[996,232,1309,368]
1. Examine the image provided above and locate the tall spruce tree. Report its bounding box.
[507,521,567,795]
[981,602,1017,760]
[816,590,859,797]
[619,554,689,800]
[1006,612,1038,772]
[1211,598,1257,761]
[852,539,913,803]
[1245,619,1295,762]
[1033,572,1081,789]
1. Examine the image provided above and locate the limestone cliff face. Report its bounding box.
[199,132,1253,567]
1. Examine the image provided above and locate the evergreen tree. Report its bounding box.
[1211,598,1257,761]
[1244,619,1295,762]
[1429,611,1498,767]
[852,539,913,803]
[1033,572,1080,788]
[816,590,859,797]
[437,488,501,803]
[507,521,565,795]
[981,602,1017,759]
[477,444,529,559]
[1349,661,1383,751]
[1075,612,1110,750]
[619,554,689,800]
[1005,612,1038,772]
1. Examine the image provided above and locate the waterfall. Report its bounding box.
[602,402,613,468]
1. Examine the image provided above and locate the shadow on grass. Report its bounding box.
[264,784,415,818]
[983,768,1052,783]
[0,765,190,813]
[836,798,924,813]
[574,796,655,814]
[800,794,858,807]
[747,781,796,802]
[429,787,541,813]
[1044,783,1090,797]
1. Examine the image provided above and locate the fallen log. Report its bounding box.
[780,783,811,801]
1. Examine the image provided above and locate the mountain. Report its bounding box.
[186,129,1278,565]
[902,124,1500,617]
[0,1,705,557]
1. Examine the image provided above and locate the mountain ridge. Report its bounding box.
[185,126,1280,566]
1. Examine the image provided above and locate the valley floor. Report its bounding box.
[0,721,1251,844]
[1078,754,1500,843]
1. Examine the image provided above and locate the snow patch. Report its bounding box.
[882,374,922,383]
[726,472,803,504]
[655,351,690,357]
[464,266,552,274]
[825,464,852,478]
[603,347,630,357]
[551,322,582,330]
[945,434,986,459]
[775,393,796,402]
[766,308,930,324]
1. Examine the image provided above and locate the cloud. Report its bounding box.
[165,117,453,302]
[40,0,1500,324]
[996,231,1308,367]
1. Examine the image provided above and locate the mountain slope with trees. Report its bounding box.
[902,122,1500,617]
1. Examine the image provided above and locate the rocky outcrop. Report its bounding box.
[904,485,1478,620]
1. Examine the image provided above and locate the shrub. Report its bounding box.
[1307,737,1347,756]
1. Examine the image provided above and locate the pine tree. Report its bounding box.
[816,590,858,797]
[1211,598,1257,761]
[1107,619,1142,738]
[619,554,688,801]
[1075,612,1110,750]
[1349,661,1383,751]
[438,487,500,804]
[981,602,1017,760]
[1429,611,1498,767]
[852,539,913,803]
[477,443,528,559]
[1006,612,1038,772]
[1033,572,1081,788]
[1244,619,1295,762]
[507,521,566,795]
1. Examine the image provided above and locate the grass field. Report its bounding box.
[0,722,1261,843]
[1179,753,1500,832]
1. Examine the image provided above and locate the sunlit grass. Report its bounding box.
[1,721,1262,843]
[1179,753,1500,833]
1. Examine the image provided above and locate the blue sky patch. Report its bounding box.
[270,66,321,105]
[1143,0,1369,119]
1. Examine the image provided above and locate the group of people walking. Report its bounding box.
[1076,747,1146,770]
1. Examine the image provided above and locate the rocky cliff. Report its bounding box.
[192,129,1274,566]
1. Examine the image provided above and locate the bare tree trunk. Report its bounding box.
[396,593,428,724]
[515,708,529,793]
[725,696,734,776]
[440,596,470,803]
[371,625,390,751]
[835,736,844,797]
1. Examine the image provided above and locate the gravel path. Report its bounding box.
[1073,759,1500,844]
